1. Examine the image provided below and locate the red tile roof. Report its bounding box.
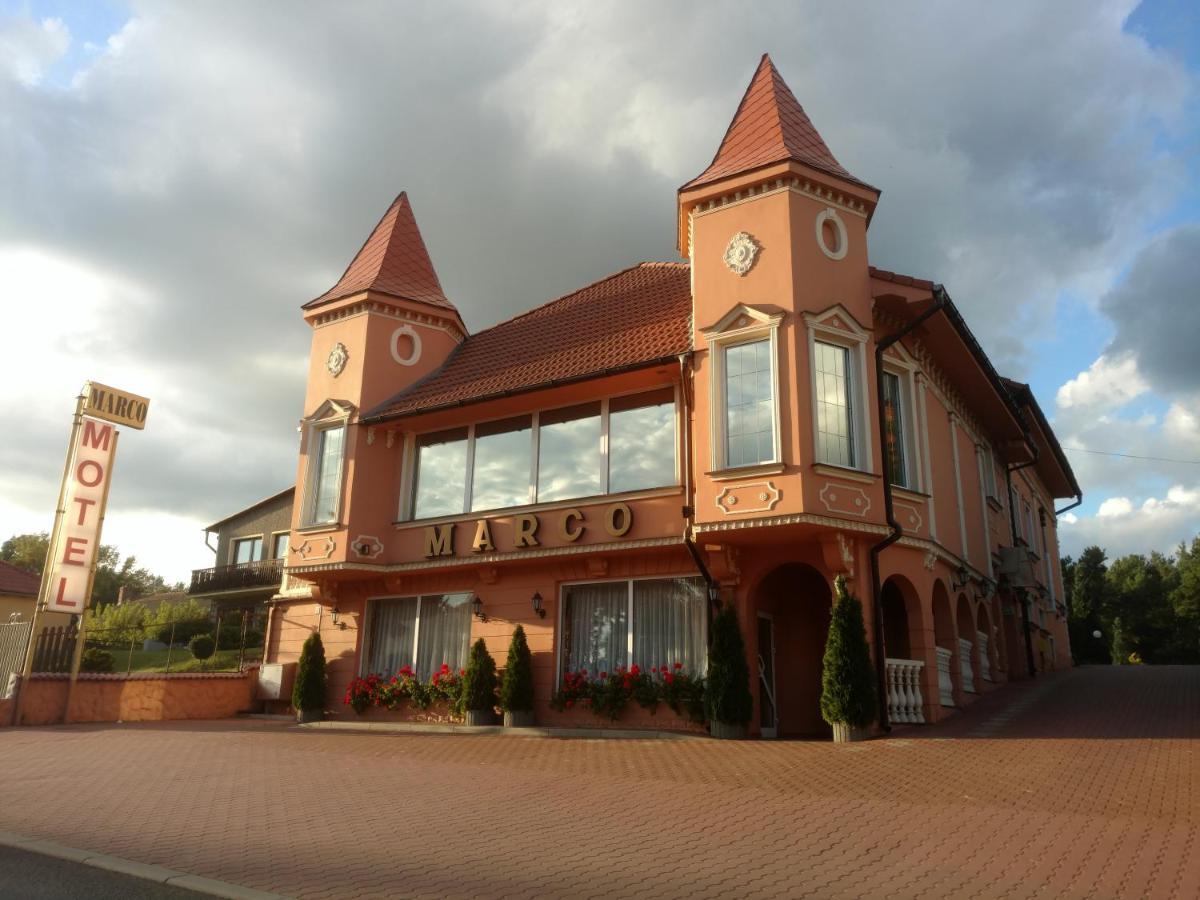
[684,54,867,191]
[0,559,40,597]
[869,266,937,291]
[365,263,692,421]
[304,192,456,311]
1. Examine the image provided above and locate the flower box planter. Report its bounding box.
[503,710,535,728]
[347,700,461,725]
[546,702,706,734]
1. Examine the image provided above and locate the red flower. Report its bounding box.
[650,666,658,674]
[673,662,683,670]
[665,673,675,685]
[440,663,450,673]
[630,664,640,676]
[600,672,608,679]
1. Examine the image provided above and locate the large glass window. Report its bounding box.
[815,341,855,467]
[881,371,909,488]
[409,390,678,519]
[232,537,262,564]
[364,593,472,679]
[413,428,468,519]
[724,339,775,467]
[537,403,602,502]
[271,533,289,559]
[609,389,676,493]
[471,416,533,511]
[561,577,706,679]
[306,424,345,524]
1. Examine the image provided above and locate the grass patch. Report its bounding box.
[96,646,262,674]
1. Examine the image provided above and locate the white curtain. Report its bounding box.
[366,598,418,675]
[633,578,706,674]
[415,593,472,678]
[563,583,628,676]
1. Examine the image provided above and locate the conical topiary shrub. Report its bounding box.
[292,630,327,723]
[462,637,498,726]
[500,625,535,727]
[820,575,877,742]
[705,605,753,739]
[1110,616,1130,666]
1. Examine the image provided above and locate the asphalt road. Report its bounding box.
[0,846,203,900]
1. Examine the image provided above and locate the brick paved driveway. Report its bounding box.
[0,666,1196,899]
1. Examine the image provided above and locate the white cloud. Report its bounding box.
[0,15,69,86]
[1056,354,1149,411]
[1061,484,1200,558]
[1097,497,1134,517]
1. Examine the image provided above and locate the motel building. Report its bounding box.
[264,55,1080,736]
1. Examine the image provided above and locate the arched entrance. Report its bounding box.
[880,575,928,722]
[956,593,977,694]
[753,563,832,737]
[932,579,956,707]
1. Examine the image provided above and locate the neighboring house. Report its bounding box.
[265,55,1080,735]
[0,560,41,624]
[190,488,294,619]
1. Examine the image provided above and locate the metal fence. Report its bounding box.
[0,620,34,693]
[81,608,266,675]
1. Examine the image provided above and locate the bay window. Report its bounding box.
[560,577,706,678]
[723,339,776,467]
[407,389,677,519]
[303,422,346,526]
[364,593,472,679]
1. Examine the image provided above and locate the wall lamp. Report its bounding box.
[531,591,546,619]
[950,564,971,594]
[974,580,994,603]
[472,596,488,623]
[330,605,341,627]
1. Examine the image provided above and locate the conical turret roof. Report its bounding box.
[683,54,865,191]
[305,192,455,311]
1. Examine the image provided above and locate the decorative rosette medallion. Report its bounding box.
[326,342,349,377]
[723,231,760,276]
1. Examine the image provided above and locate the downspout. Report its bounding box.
[1055,495,1082,518]
[869,286,949,732]
[1006,448,1040,677]
[677,352,720,628]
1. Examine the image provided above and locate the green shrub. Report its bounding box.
[819,575,877,729]
[292,631,327,713]
[499,626,534,713]
[216,621,264,649]
[705,605,752,727]
[189,633,216,661]
[462,638,497,712]
[81,647,114,673]
[1110,616,1130,666]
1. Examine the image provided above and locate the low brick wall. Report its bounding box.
[6,668,258,726]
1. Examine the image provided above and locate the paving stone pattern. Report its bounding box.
[0,666,1196,899]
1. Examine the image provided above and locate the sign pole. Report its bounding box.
[63,430,119,724]
[11,391,85,727]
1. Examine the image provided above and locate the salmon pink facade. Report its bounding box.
[264,55,1081,736]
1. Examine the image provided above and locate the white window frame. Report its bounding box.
[300,400,353,529]
[555,573,708,687]
[702,306,784,473]
[402,386,681,521]
[804,307,872,474]
[358,592,474,677]
[880,355,921,491]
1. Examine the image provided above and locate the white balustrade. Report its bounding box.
[958,637,976,693]
[884,658,925,724]
[976,630,991,682]
[935,646,954,706]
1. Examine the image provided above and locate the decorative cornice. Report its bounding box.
[311,300,466,344]
[692,176,869,223]
[693,512,888,536]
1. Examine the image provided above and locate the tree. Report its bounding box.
[84,601,151,646]
[705,605,752,732]
[1110,616,1131,666]
[292,631,327,717]
[499,626,534,714]
[1069,546,1110,664]
[819,575,877,733]
[462,638,498,713]
[0,533,49,574]
[151,598,210,645]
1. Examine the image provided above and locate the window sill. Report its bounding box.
[395,485,683,529]
[811,463,878,484]
[706,462,785,482]
[891,486,930,503]
[296,523,341,535]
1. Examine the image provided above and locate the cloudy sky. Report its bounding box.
[1,0,1197,582]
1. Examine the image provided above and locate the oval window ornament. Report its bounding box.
[815,208,848,261]
[390,324,422,366]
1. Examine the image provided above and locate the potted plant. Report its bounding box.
[462,637,497,726]
[500,625,535,727]
[820,575,877,743]
[292,631,327,724]
[705,605,752,739]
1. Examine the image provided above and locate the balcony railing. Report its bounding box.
[190,558,283,594]
[884,657,925,724]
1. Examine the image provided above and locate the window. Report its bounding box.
[723,339,776,467]
[271,533,289,559]
[608,388,676,493]
[408,389,677,519]
[814,341,855,467]
[232,537,262,565]
[364,593,472,679]
[560,577,706,678]
[304,424,346,525]
[881,371,909,488]
[980,445,999,499]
